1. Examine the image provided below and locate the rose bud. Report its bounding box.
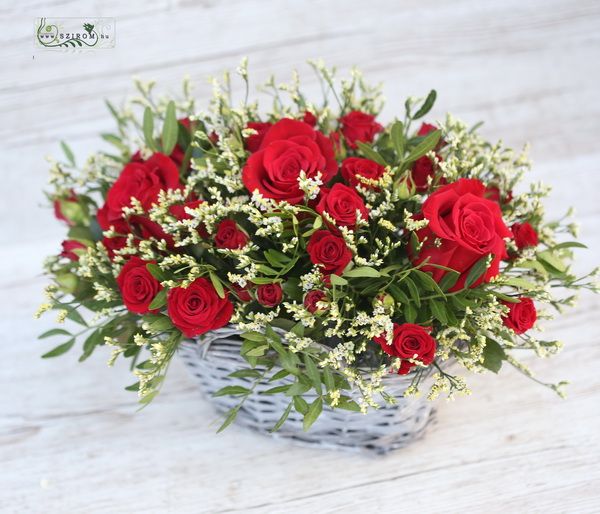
[55,271,79,294]
[339,111,383,149]
[502,297,537,334]
[373,323,437,375]
[232,284,252,302]
[257,283,283,307]
[60,240,87,261]
[214,220,249,250]
[54,192,87,226]
[302,111,317,127]
[307,230,353,276]
[511,222,539,250]
[316,183,369,229]
[116,257,163,315]
[304,290,327,313]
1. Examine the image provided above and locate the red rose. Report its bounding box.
[302,111,317,127]
[411,178,512,291]
[341,157,386,189]
[306,230,352,276]
[232,284,252,302]
[60,240,86,261]
[102,236,128,260]
[502,297,536,334]
[411,154,443,193]
[485,185,513,205]
[417,123,437,137]
[97,203,129,233]
[245,121,272,153]
[53,190,78,225]
[116,257,162,314]
[304,290,327,313]
[242,119,337,204]
[339,111,383,149]
[129,215,175,249]
[214,220,248,249]
[257,283,283,307]
[169,199,208,238]
[373,323,436,375]
[101,153,182,229]
[316,183,369,229]
[511,222,539,250]
[167,277,233,337]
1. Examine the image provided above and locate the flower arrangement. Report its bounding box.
[38,60,598,433]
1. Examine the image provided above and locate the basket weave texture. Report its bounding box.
[179,326,435,454]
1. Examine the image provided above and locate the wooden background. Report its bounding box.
[2,1,599,512]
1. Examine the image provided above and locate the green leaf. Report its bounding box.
[217,406,240,433]
[537,250,567,273]
[66,309,87,326]
[245,345,268,357]
[329,274,348,287]
[439,271,460,292]
[303,397,323,431]
[241,331,266,342]
[343,266,381,279]
[323,367,335,391]
[356,141,387,166]
[42,338,75,358]
[429,300,448,324]
[38,328,71,339]
[162,101,178,155]
[404,302,417,323]
[482,339,506,373]
[285,381,312,396]
[293,395,309,415]
[390,120,405,158]
[465,254,491,288]
[146,263,166,281]
[148,289,167,310]
[270,402,293,432]
[269,369,291,382]
[303,355,322,394]
[143,107,157,151]
[229,369,262,379]
[404,276,421,307]
[413,269,445,297]
[412,90,437,119]
[504,277,539,291]
[551,241,587,251]
[336,396,361,412]
[125,381,140,392]
[209,272,226,299]
[213,385,250,397]
[60,141,76,166]
[79,329,104,362]
[404,130,441,163]
[262,385,292,395]
[146,315,174,332]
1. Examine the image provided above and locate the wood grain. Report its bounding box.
[1,1,599,512]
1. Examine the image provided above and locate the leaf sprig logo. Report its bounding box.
[35,17,115,49]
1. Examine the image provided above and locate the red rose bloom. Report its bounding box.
[341,157,386,189]
[102,236,128,260]
[167,278,233,337]
[339,111,383,149]
[411,154,443,193]
[101,153,182,229]
[316,183,369,229]
[116,257,162,314]
[417,123,438,137]
[60,240,86,261]
[502,297,537,334]
[242,119,337,204]
[304,290,327,313]
[245,121,272,153]
[169,199,208,239]
[302,111,317,127]
[373,323,437,375]
[257,283,283,307]
[485,185,513,205]
[214,220,248,249]
[232,284,252,302]
[306,230,352,276]
[53,190,78,225]
[411,178,512,291]
[511,222,539,250]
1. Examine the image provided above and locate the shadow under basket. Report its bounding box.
[178,326,436,454]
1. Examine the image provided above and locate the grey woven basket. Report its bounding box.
[179,326,436,454]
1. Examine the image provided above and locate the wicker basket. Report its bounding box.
[179,326,436,454]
